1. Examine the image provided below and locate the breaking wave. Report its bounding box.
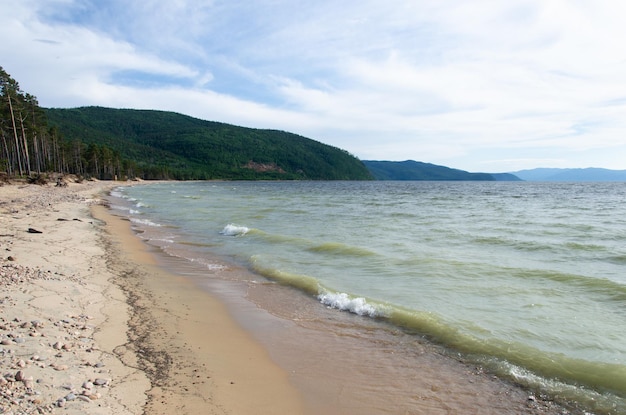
[220,223,250,236]
[318,292,389,318]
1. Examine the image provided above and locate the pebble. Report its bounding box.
[93,378,109,386]
[23,377,34,389]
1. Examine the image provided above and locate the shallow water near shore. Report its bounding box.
[110,181,626,414]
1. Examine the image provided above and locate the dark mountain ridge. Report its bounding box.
[44,106,373,180]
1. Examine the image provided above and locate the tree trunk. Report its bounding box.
[7,94,23,176]
[19,113,32,176]
[1,130,12,175]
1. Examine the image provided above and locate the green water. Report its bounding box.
[113,181,626,413]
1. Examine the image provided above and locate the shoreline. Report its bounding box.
[92,202,306,414]
[1,180,583,414]
[1,179,305,414]
[112,182,584,415]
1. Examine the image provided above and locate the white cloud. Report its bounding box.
[2,0,626,171]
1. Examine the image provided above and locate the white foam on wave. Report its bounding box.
[190,258,227,271]
[130,218,162,227]
[318,292,387,318]
[109,189,124,198]
[220,224,250,236]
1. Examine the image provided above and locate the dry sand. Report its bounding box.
[0,179,149,414]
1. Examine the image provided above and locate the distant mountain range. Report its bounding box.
[362,160,520,181]
[509,168,626,182]
[363,160,626,182]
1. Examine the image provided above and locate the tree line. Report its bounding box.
[0,66,133,180]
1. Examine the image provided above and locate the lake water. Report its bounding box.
[110,181,626,414]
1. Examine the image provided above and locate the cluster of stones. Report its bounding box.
[0,262,112,414]
[1,262,85,287]
[0,314,112,414]
[1,263,49,287]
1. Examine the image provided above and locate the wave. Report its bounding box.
[317,292,389,318]
[130,217,161,227]
[474,234,612,255]
[243,249,626,412]
[564,241,607,251]
[177,240,220,248]
[109,189,125,199]
[608,254,626,265]
[249,257,320,295]
[514,269,626,303]
[250,256,626,411]
[308,242,376,257]
[220,223,250,236]
[387,307,626,413]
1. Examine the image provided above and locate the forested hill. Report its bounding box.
[363,160,521,181]
[45,106,373,180]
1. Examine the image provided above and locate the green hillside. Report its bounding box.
[362,160,519,181]
[45,106,372,180]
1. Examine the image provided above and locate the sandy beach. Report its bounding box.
[0,179,304,414]
[0,179,579,415]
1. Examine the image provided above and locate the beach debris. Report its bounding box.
[56,177,68,187]
[27,228,42,234]
[26,174,48,185]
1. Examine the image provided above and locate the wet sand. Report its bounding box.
[92,203,305,414]
[1,179,580,414]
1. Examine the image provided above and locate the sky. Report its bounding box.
[2,0,626,172]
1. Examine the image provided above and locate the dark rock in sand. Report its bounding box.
[27,228,42,234]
